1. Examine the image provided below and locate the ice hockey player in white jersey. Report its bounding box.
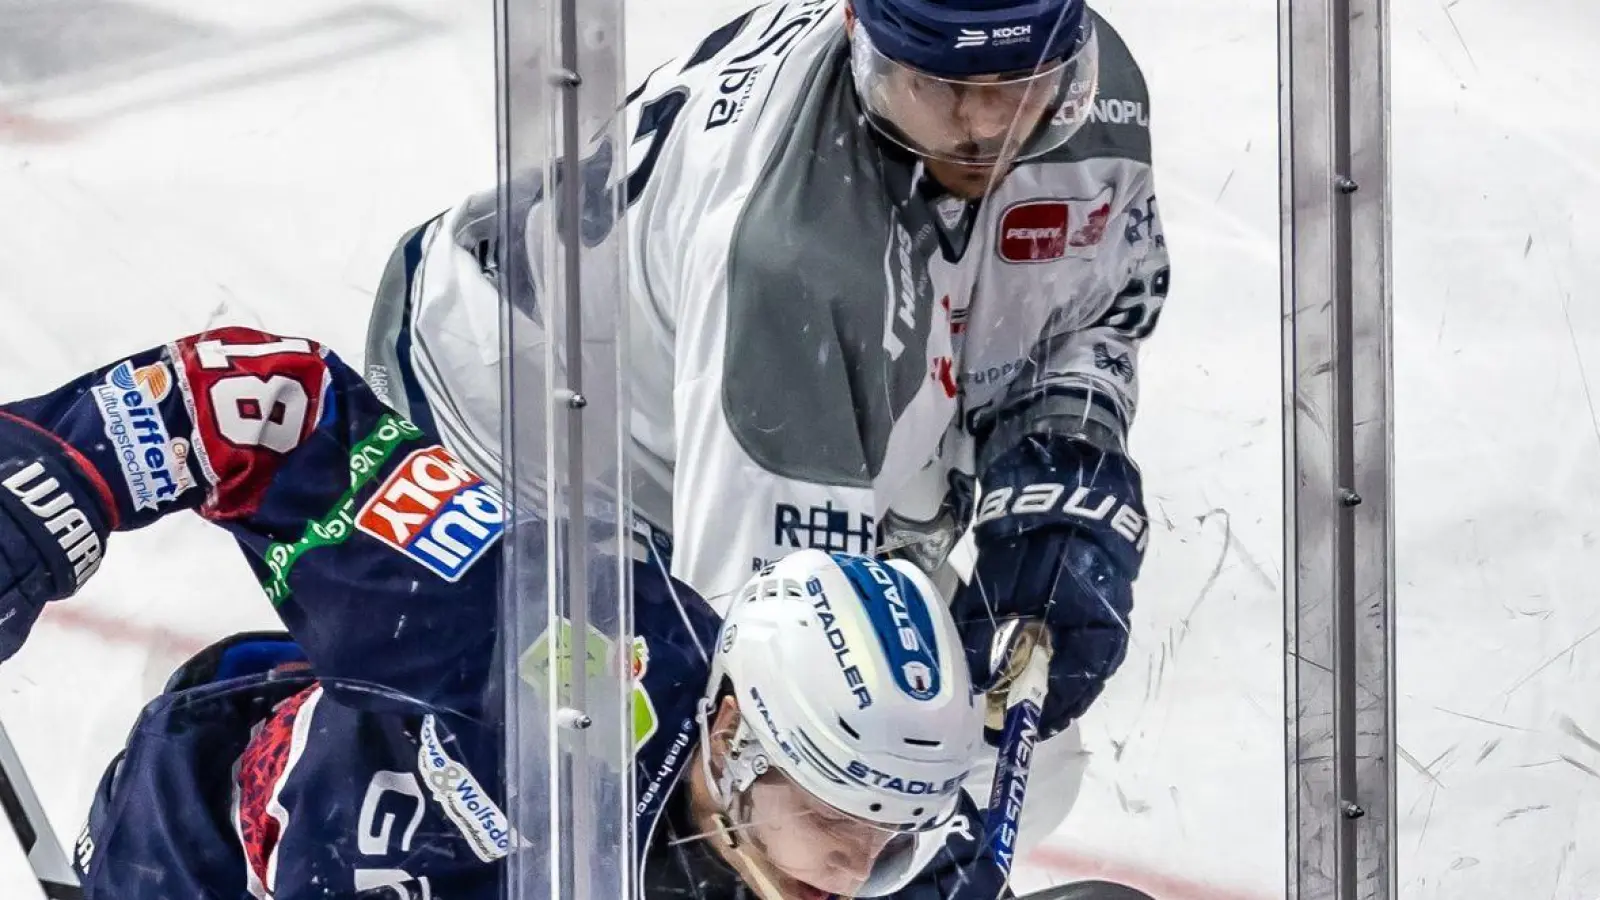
[365,0,1167,848]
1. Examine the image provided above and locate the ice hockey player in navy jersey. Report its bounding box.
[0,328,1035,900]
[367,0,1159,847]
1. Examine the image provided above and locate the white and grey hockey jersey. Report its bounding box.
[365,0,1169,609]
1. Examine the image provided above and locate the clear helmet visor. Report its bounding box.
[849,19,1101,166]
[728,764,958,898]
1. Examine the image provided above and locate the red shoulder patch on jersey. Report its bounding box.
[168,328,330,520]
[998,200,1070,262]
[998,190,1116,263]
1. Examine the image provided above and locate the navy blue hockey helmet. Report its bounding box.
[847,0,1101,165]
[851,0,1090,78]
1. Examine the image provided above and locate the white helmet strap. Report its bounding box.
[694,696,772,810]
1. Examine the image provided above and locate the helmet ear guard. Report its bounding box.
[695,693,774,812]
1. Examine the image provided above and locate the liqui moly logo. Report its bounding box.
[355,445,505,580]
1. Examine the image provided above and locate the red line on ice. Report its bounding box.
[0,106,78,144]
[1025,844,1276,900]
[40,604,211,657]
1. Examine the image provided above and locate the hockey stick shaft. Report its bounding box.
[0,719,83,899]
[982,623,1053,885]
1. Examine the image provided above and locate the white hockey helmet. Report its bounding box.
[701,549,985,896]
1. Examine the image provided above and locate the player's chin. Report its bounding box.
[924,158,1007,199]
[764,863,864,900]
[778,874,843,900]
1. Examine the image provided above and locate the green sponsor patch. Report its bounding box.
[261,412,423,605]
[518,622,659,751]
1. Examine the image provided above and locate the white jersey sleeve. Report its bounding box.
[363,3,822,547]
[361,183,629,519]
[970,163,1169,473]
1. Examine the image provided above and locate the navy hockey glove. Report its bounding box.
[0,414,111,662]
[952,432,1147,742]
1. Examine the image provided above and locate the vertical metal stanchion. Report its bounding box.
[495,0,632,895]
[1281,0,1394,897]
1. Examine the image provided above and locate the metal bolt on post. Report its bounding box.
[557,708,593,731]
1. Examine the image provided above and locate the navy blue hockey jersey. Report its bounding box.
[0,328,1003,900]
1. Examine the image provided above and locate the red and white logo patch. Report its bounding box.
[998,189,1116,263]
[998,201,1069,262]
[355,445,505,581]
[1068,196,1113,249]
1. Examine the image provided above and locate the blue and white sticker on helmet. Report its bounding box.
[833,555,942,701]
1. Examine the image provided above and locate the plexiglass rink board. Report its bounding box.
[1008,1,1286,897]
[600,0,1284,895]
[495,0,633,896]
[1393,1,1600,896]
[0,2,1300,899]
[517,0,1288,897]
[0,2,493,896]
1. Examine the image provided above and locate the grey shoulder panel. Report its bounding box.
[1037,10,1153,166]
[721,34,938,488]
[363,172,539,429]
[364,217,437,417]
[450,182,502,271]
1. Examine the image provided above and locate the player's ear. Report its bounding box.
[706,696,742,774]
[714,694,742,735]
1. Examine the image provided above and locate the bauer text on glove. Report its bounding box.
[952,432,1146,741]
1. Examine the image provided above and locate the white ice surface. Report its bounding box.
[1,0,1597,897]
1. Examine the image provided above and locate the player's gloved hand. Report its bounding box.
[951,432,1147,742]
[0,416,110,662]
